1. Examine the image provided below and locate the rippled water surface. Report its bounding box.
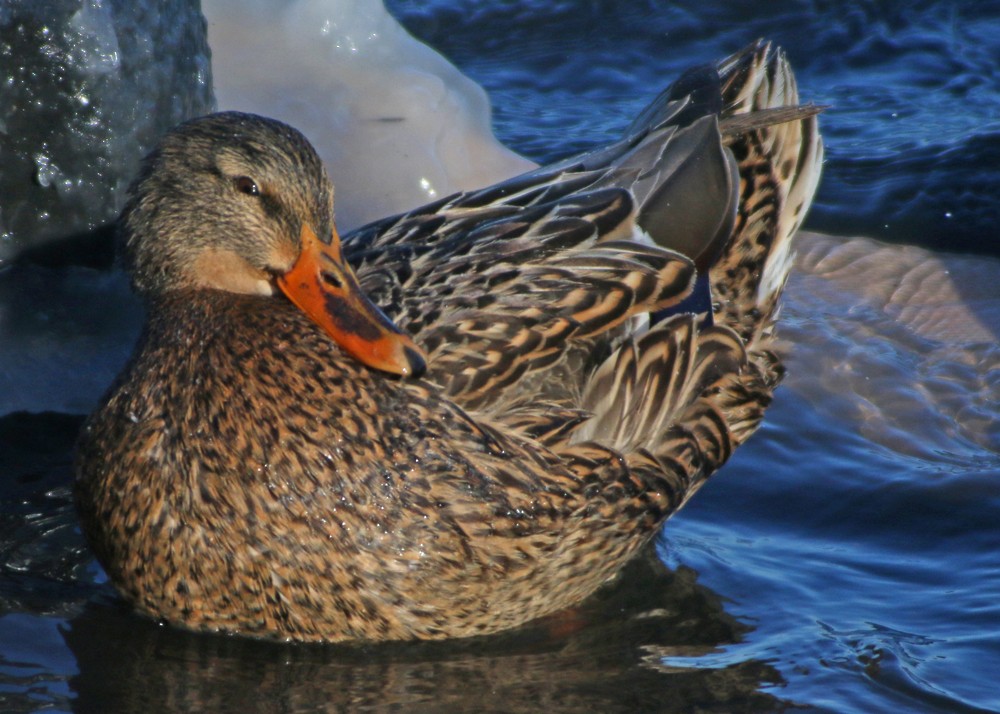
[2,1,999,713]
[396,0,1000,257]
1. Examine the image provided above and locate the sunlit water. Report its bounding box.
[2,2,998,713]
[396,0,1000,257]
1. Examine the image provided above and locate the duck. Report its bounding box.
[74,40,822,643]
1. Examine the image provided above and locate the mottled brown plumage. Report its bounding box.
[75,40,822,642]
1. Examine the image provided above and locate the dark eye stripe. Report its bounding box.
[259,192,284,222]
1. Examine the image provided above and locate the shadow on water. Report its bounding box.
[0,412,791,714]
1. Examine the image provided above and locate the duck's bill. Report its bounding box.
[277,224,427,378]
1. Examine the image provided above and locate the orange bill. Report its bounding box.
[277,223,427,378]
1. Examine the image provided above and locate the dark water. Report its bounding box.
[2,1,999,713]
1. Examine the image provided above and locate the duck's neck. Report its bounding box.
[129,288,376,418]
[95,287,397,470]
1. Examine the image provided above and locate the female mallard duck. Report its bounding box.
[75,40,822,642]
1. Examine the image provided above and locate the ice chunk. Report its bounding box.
[202,0,534,231]
[0,0,213,264]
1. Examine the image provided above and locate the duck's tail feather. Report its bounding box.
[567,41,821,494]
[711,39,824,344]
[588,40,823,348]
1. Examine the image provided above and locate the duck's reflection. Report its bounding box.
[63,548,787,713]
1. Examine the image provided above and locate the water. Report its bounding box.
[2,1,999,712]
[395,0,1000,257]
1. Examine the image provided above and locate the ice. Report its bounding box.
[0,0,213,263]
[68,0,121,76]
[202,0,534,231]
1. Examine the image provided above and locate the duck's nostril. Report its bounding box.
[321,270,344,290]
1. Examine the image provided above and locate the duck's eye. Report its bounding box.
[235,176,260,196]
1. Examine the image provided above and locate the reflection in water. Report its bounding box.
[786,232,999,462]
[62,552,784,714]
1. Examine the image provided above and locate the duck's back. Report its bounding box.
[344,40,821,439]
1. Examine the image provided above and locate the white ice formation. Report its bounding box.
[202,0,535,231]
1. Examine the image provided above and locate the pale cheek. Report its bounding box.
[191,248,275,296]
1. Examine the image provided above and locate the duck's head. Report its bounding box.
[120,111,426,377]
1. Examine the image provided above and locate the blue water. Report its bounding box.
[1,2,998,713]
[396,0,1000,257]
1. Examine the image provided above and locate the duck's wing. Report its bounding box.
[340,71,744,414]
[346,185,697,414]
[711,40,825,344]
[342,40,821,438]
